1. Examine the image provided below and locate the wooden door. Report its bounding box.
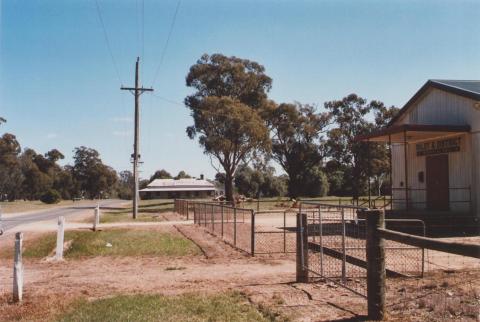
[426,154,449,211]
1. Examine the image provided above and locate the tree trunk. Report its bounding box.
[224,172,235,206]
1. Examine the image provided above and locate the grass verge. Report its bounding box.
[99,199,175,223]
[1,229,201,258]
[56,292,284,322]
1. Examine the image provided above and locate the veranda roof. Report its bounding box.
[354,124,471,143]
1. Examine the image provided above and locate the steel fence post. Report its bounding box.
[319,205,324,276]
[221,205,224,237]
[365,209,386,321]
[234,207,237,246]
[204,204,207,227]
[186,201,189,220]
[296,212,309,283]
[251,210,255,256]
[283,211,287,253]
[341,207,347,283]
[211,204,214,233]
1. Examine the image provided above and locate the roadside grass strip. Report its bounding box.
[1,229,201,258]
[100,200,174,223]
[56,293,284,322]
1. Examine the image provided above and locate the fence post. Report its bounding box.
[233,207,237,246]
[211,204,215,233]
[341,207,347,283]
[365,209,386,321]
[319,205,324,276]
[296,212,309,283]
[56,216,65,260]
[0,206,4,236]
[186,201,189,220]
[93,205,100,231]
[283,211,286,253]
[251,210,255,256]
[13,232,23,302]
[221,205,224,237]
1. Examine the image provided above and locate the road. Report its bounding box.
[0,199,127,234]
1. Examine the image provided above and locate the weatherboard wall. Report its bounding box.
[391,87,479,215]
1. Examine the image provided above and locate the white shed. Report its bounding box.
[357,80,480,235]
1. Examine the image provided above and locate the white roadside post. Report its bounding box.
[13,232,23,302]
[93,205,100,231]
[0,206,4,235]
[55,216,65,260]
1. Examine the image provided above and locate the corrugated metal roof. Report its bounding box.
[140,187,216,192]
[147,178,215,188]
[431,80,480,96]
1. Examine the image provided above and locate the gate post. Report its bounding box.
[296,212,309,283]
[365,209,386,320]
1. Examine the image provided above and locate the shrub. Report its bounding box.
[40,189,61,204]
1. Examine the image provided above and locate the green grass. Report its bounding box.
[0,199,96,214]
[56,293,283,322]
[99,199,175,223]
[2,229,201,259]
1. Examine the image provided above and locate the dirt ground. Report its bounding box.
[0,216,478,321]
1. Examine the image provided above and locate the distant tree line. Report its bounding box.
[184,53,399,203]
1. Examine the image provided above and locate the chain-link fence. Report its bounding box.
[301,202,425,298]
[193,202,254,255]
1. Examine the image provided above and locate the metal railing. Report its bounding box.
[391,186,472,211]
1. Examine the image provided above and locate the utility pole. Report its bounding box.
[121,57,153,219]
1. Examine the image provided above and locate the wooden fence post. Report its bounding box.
[296,212,309,283]
[13,232,23,302]
[93,205,100,231]
[365,209,386,320]
[56,216,65,260]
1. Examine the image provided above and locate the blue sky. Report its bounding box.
[1,0,479,179]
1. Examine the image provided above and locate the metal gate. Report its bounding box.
[300,202,425,298]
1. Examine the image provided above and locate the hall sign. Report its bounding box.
[416,137,461,156]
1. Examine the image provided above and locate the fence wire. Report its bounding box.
[302,203,425,298]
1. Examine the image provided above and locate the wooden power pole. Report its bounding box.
[121,57,153,219]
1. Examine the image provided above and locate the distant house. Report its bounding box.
[139,178,216,199]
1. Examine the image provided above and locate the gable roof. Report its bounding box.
[389,79,480,126]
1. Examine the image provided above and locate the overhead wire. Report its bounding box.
[94,0,123,85]
[150,0,182,87]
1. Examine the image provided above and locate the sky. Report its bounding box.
[1,0,479,180]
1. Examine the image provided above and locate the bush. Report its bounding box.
[40,189,61,204]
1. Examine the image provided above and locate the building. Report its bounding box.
[140,178,216,199]
[356,80,480,234]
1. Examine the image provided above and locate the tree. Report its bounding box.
[269,102,330,197]
[234,164,287,198]
[0,117,6,126]
[324,94,398,197]
[149,169,172,182]
[174,171,191,179]
[0,133,23,200]
[185,54,272,204]
[117,170,134,200]
[72,146,117,199]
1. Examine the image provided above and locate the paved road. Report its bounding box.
[0,199,126,234]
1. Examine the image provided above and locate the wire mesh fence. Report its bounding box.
[193,202,254,255]
[253,210,298,254]
[301,202,425,298]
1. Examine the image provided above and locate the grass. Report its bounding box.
[0,199,95,214]
[1,229,201,259]
[56,293,282,322]
[99,199,175,223]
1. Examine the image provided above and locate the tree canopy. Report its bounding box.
[185,54,272,204]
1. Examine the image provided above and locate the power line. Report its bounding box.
[151,93,184,106]
[94,0,123,85]
[150,0,181,87]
